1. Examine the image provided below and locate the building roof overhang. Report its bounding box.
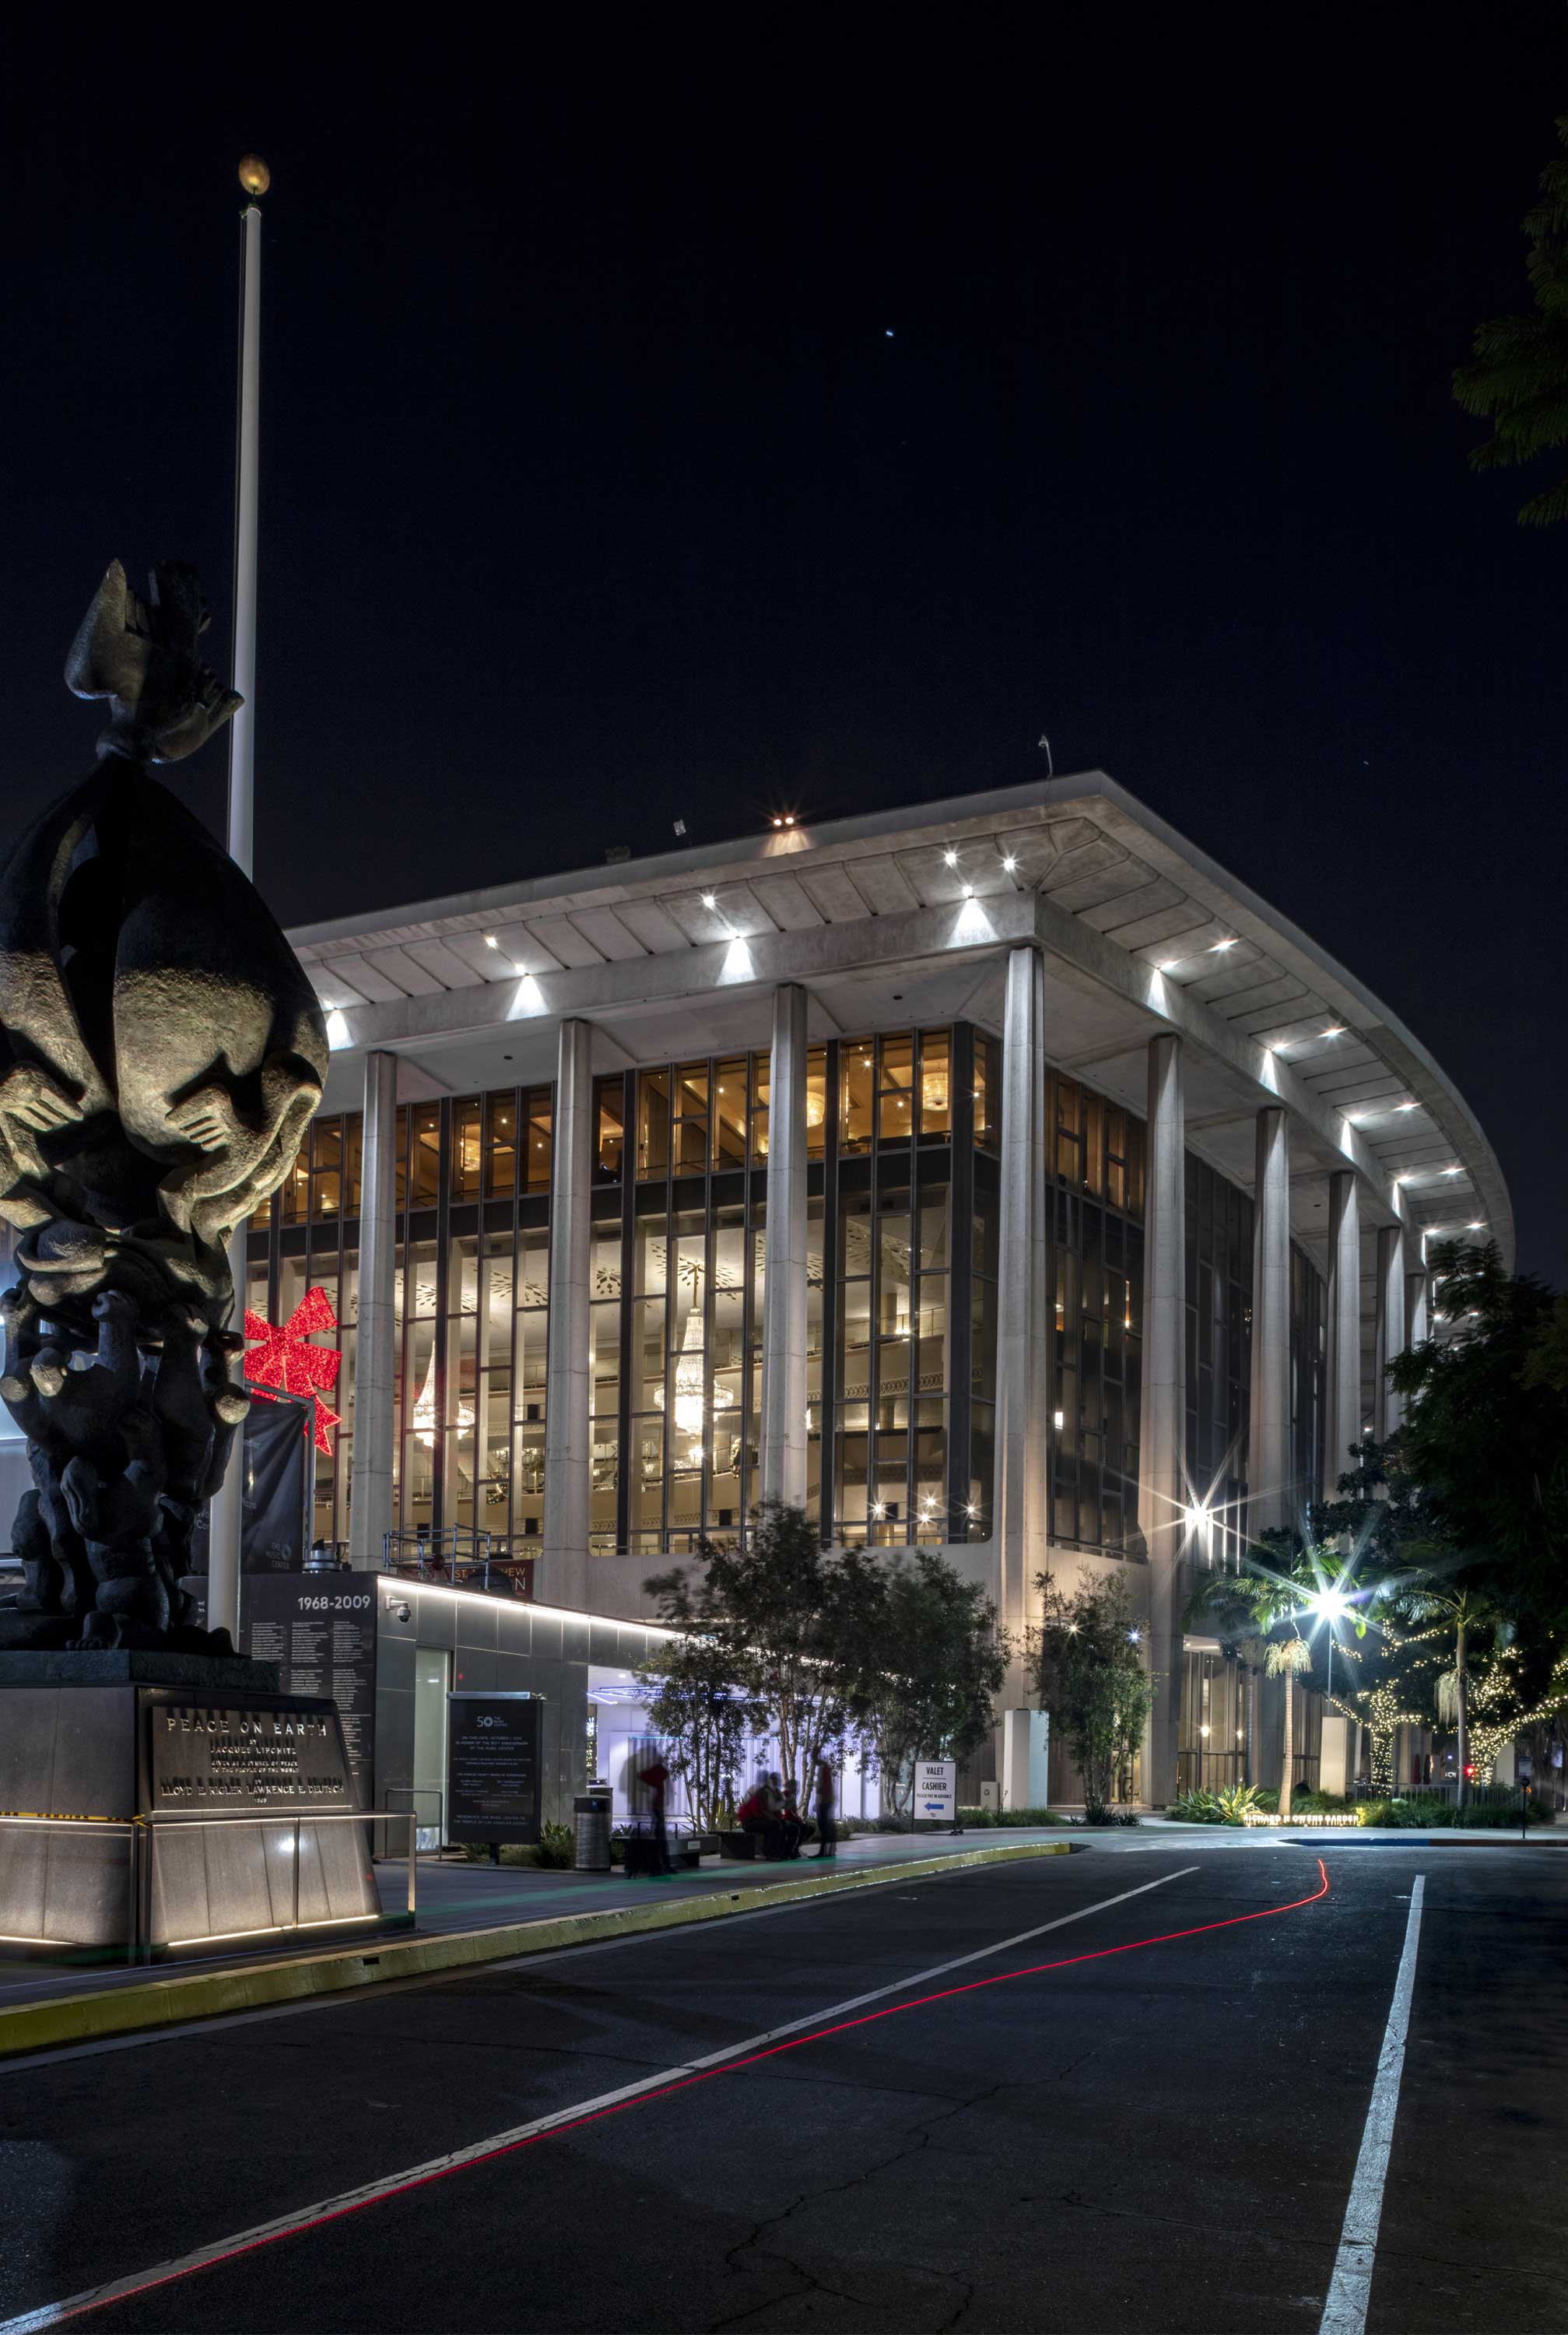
[290,771,1512,1284]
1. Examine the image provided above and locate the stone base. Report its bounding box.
[0,1610,239,1661]
[0,1649,280,1691]
[0,1677,381,1959]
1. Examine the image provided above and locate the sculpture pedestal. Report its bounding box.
[0,1653,384,1961]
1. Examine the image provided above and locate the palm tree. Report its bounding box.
[1187,1536,1371,1817]
[1392,1583,1496,1808]
[1454,114,1568,528]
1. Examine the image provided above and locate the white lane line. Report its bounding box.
[0,1865,1197,2333]
[1319,1873,1426,2335]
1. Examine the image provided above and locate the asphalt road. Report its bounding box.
[0,1841,1563,2335]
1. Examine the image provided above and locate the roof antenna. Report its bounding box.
[1037,733,1054,779]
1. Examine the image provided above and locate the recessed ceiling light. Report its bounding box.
[1468,1220,1484,1230]
[960,883,973,897]
[1321,1026,1346,1038]
[943,848,959,868]
[1001,854,1018,873]
[1209,938,1237,952]
[700,893,716,909]
[1155,960,1177,973]
[1396,1101,1418,1112]
[484,935,498,948]
[1443,1165,1462,1176]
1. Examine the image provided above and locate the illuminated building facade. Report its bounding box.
[242,772,1510,1805]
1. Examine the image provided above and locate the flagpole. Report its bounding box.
[209,153,268,1649]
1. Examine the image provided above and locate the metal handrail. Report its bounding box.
[0,1807,414,1965]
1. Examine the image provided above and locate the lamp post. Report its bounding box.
[209,153,268,1649]
[1310,1585,1350,1790]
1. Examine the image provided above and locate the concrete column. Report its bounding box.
[1406,1266,1429,1352]
[994,948,1048,1686]
[1247,1106,1292,1536]
[349,1050,399,1567]
[542,1019,593,1610]
[1001,1708,1050,1810]
[1324,1171,1362,1501]
[1374,1224,1407,1440]
[759,983,809,1510]
[1138,1031,1186,1807]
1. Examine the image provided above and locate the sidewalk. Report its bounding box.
[0,1824,1068,2017]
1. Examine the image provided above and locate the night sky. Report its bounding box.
[5,12,1565,1273]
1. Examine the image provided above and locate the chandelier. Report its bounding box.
[411,1343,474,1449]
[655,1297,735,1462]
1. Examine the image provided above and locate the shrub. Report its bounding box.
[1293,1789,1350,1814]
[1075,1808,1141,1828]
[1172,1783,1269,1826]
[1357,1794,1552,1830]
[1171,1789,1227,1824]
[535,1821,574,1868]
[956,1805,1064,1828]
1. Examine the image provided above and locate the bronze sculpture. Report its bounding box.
[0,562,327,1650]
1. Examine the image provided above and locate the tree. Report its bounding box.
[848,1552,1009,1824]
[1185,1535,1373,1817]
[1386,1242,1568,1650]
[644,1501,880,1807]
[1031,1571,1154,1817]
[633,1631,763,1831]
[1454,114,1568,527]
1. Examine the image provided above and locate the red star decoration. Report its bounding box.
[244,1284,343,1455]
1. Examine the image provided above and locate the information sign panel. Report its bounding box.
[914,1758,957,1822]
[240,1574,379,1810]
[447,1693,542,1845]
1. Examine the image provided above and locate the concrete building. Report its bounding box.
[243,771,1510,1813]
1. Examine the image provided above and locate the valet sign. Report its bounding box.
[914,1759,956,1821]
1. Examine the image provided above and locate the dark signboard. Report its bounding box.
[240,1575,379,1811]
[141,1691,356,1815]
[188,1392,314,1575]
[447,1694,542,1845]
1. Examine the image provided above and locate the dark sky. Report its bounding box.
[5,12,1566,1274]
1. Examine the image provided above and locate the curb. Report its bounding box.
[0,1838,1070,2062]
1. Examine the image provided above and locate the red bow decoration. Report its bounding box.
[244,1284,343,1455]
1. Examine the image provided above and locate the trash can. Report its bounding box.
[574,1791,612,1873]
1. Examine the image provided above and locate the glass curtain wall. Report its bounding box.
[1289,1243,1328,1520]
[250,1025,1002,1559]
[254,1087,552,1556]
[1046,1075,1146,1555]
[1183,1156,1253,1571]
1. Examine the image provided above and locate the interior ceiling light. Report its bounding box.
[1443,1165,1462,1176]
[943,848,959,868]
[484,934,498,948]
[1209,938,1237,952]
[1001,854,1018,873]
[1396,1101,1418,1112]
[1468,1220,1484,1230]
[1321,1026,1346,1038]
[700,893,717,909]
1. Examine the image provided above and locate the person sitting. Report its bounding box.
[737,1776,788,1860]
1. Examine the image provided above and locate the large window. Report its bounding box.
[253,1091,552,1556]
[251,1027,1001,1560]
[1046,1073,1145,1556]
[1289,1244,1326,1519]
[1184,1155,1252,1571]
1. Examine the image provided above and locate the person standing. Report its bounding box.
[812,1756,837,1859]
[637,1757,673,1877]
